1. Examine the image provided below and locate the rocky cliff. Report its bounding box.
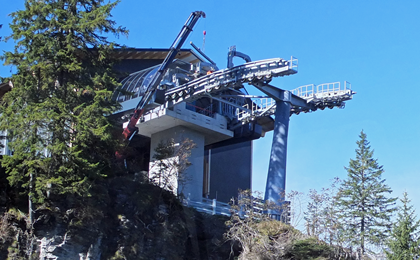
[0,177,235,260]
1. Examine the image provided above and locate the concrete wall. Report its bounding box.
[207,141,252,203]
[150,126,204,201]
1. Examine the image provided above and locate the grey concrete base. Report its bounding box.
[133,102,233,145]
[150,126,204,201]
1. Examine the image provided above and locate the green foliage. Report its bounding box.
[385,192,420,260]
[0,0,128,203]
[287,237,332,260]
[226,190,303,259]
[337,131,397,255]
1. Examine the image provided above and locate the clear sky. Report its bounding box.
[1,1,420,216]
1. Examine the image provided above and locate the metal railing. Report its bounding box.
[219,96,248,120]
[236,97,276,122]
[289,56,298,71]
[235,81,354,123]
[184,197,231,216]
[291,81,352,100]
[221,102,237,120]
[183,196,290,224]
[185,103,215,118]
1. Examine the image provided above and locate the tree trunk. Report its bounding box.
[27,172,34,258]
[28,172,34,226]
[361,215,365,257]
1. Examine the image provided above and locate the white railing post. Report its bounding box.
[212,199,217,215]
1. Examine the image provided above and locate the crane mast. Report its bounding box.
[122,11,206,140]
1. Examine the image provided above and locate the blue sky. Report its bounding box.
[2,1,420,214]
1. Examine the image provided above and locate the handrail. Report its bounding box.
[185,103,214,118]
[183,196,290,223]
[184,197,231,216]
[289,56,298,71]
[236,81,355,123]
[236,97,276,122]
[291,81,352,99]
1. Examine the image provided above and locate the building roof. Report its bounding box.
[112,48,205,64]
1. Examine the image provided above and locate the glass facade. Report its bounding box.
[113,65,159,102]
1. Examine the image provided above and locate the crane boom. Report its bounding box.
[122,11,206,140]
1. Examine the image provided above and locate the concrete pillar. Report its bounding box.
[264,101,290,217]
[150,126,204,201]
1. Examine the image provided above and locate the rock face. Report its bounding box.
[38,232,102,260]
[0,177,234,260]
[33,203,105,260]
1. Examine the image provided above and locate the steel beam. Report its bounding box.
[264,100,290,219]
[252,82,313,110]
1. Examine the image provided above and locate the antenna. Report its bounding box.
[202,30,206,53]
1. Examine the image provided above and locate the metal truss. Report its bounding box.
[164,57,298,106]
[118,55,354,129]
[235,81,355,124]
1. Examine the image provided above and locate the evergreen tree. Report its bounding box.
[0,0,127,208]
[385,192,420,260]
[337,131,397,256]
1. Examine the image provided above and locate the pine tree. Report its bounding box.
[0,0,127,208]
[385,192,420,260]
[337,131,397,256]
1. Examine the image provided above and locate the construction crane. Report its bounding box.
[122,11,206,141]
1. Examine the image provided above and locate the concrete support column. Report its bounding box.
[264,101,290,217]
[150,126,204,201]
